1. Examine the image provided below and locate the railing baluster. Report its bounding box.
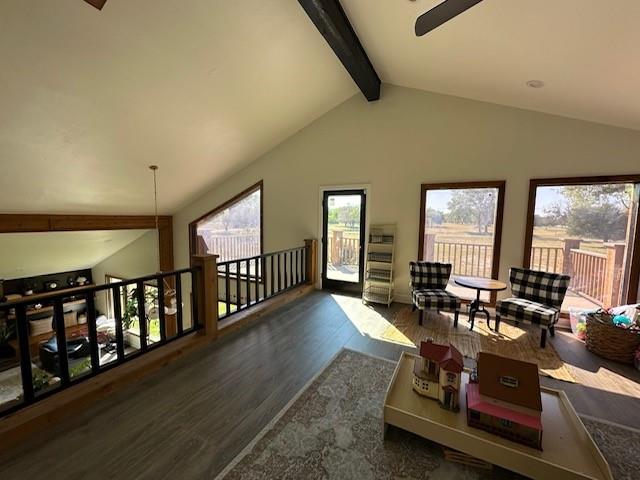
[86,293,100,373]
[191,269,199,329]
[113,285,125,361]
[53,298,70,385]
[158,278,167,343]
[284,251,289,288]
[136,281,148,351]
[175,274,184,335]
[236,261,242,309]
[270,254,274,296]
[277,253,281,292]
[246,259,251,306]
[225,263,231,317]
[293,249,298,285]
[16,304,34,402]
[302,247,307,283]
[190,270,201,329]
[254,257,260,302]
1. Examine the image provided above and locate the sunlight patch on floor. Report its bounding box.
[330,293,416,347]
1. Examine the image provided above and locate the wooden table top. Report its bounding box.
[454,276,507,292]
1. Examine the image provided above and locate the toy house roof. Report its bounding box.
[477,352,542,412]
[419,340,464,373]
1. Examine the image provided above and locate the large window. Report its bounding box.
[190,181,263,263]
[418,181,505,302]
[524,176,640,312]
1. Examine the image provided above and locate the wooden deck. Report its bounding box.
[0,291,638,479]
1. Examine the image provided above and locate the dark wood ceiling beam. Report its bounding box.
[84,0,107,10]
[298,0,381,101]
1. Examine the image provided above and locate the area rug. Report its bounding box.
[381,308,576,382]
[215,349,637,480]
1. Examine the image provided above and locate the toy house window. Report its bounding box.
[499,375,519,388]
[428,361,436,375]
[446,373,456,383]
[500,418,513,428]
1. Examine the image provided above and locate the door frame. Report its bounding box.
[317,184,371,290]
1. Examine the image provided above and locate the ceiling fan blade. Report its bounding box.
[415,0,483,36]
[84,0,107,10]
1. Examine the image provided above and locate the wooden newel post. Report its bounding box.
[305,238,317,286]
[603,243,626,308]
[191,254,219,339]
[562,238,581,276]
[423,233,436,261]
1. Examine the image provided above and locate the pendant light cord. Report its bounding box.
[150,165,161,273]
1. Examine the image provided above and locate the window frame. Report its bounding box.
[417,180,506,305]
[523,175,640,306]
[188,180,264,262]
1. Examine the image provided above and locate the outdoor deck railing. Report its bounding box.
[433,241,492,277]
[327,233,359,265]
[0,267,201,418]
[201,232,260,262]
[529,241,625,307]
[569,249,608,305]
[530,246,564,274]
[217,244,309,320]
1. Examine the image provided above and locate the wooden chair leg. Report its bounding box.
[418,309,424,326]
[495,314,500,333]
[540,329,547,348]
[453,310,459,328]
[549,324,555,337]
[412,303,416,312]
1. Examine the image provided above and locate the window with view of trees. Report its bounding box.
[525,177,640,313]
[190,181,263,264]
[419,181,505,302]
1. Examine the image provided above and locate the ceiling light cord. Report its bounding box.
[149,165,176,300]
[149,165,161,273]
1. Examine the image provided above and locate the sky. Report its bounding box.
[425,187,566,215]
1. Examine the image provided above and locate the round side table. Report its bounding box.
[453,276,507,331]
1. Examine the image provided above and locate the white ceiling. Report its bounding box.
[0,0,356,214]
[0,229,152,280]
[1,0,639,216]
[342,0,640,131]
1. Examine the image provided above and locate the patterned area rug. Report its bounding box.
[216,349,638,479]
[381,308,576,382]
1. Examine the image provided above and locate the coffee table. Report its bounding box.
[383,352,613,480]
[454,276,506,330]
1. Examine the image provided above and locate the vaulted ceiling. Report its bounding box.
[342,0,640,131]
[1,0,638,215]
[0,0,356,214]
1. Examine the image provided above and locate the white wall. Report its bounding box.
[92,230,158,314]
[173,85,640,302]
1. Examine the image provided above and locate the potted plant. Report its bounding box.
[0,322,15,359]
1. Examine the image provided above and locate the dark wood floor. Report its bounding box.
[0,291,638,479]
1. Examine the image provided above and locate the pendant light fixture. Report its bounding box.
[150,165,178,316]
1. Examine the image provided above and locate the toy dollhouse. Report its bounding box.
[412,340,463,411]
[466,352,543,450]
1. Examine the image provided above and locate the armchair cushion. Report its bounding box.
[509,268,570,309]
[409,262,452,290]
[413,289,461,312]
[496,298,559,327]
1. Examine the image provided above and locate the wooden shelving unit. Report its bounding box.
[363,223,395,307]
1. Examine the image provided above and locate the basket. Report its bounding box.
[585,311,640,364]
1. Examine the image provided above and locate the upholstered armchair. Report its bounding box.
[409,261,461,327]
[496,267,571,348]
